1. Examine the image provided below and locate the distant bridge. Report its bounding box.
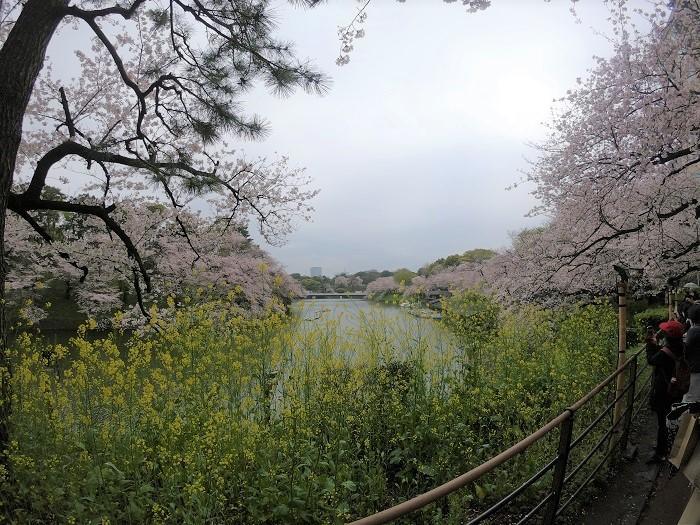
[303,292,367,299]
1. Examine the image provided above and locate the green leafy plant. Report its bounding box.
[2,297,616,523]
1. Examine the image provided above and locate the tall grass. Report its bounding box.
[1,294,616,524]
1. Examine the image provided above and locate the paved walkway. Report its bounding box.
[638,465,691,525]
[582,409,692,525]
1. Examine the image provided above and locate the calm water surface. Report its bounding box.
[292,299,451,340]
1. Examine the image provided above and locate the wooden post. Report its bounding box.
[612,266,629,436]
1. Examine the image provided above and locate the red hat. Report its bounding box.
[659,320,685,338]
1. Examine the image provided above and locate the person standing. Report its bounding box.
[684,305,700,402]
[678,283,699,325]
[669,305,700,523]
[646,319,687,462]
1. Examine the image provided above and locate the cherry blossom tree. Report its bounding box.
[365,276,399,296]
[350,275,364,290]
[6,198,303,324]
[487,2,699,303]
[406,262,485,296]
[0,0,329,457]
[332,274,351,290]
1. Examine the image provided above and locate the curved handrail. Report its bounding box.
[348,347,645,525]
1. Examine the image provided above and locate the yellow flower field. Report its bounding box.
[1,294,616,524]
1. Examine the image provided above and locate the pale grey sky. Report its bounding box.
[241,1,628,276]
[41,1,635,277]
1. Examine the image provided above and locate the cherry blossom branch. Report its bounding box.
[669,240,700,260]
[657,198,698,220]
[9,208,89,282]
[58,87,76,139]
[8,194,151,293]
[79,16,148,140]
[25,139,216,199]
[156,175,202,265]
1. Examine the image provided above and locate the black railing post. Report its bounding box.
[543,413,574,525]
[619,357,637,454]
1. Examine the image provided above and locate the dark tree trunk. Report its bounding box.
[0,0,67,459]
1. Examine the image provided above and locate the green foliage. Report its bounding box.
[354,270,393,285]
[440,291,501,352]
[392,268,416,286]
[2,298,617,524]
[300,276,327,292]
[370,291,404,305]
[460,249,496,263]
[633,306,669,337]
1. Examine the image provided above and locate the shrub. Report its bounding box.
[633,306,669,337]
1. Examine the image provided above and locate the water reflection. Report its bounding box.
[293,299,441,330]
[291,299,456,362]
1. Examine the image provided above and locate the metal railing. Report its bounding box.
[349,347,652,525]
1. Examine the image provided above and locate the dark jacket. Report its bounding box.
[686,325,700,373]
[646,339,678,411]
[678,299,695,324]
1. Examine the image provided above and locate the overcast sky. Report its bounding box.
[43,1,636,277]
[239,1,630,276]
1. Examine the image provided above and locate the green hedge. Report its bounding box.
[633,306,669,338]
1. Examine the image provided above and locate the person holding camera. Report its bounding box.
[646,319,687,463]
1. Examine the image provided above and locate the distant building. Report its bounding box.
[310,267,322,277]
